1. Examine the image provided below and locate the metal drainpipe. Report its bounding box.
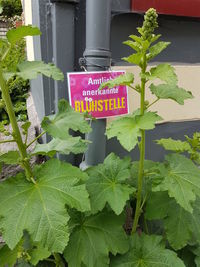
[81,0,112,168]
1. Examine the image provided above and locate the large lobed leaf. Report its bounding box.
[110,234,185,267]
[150,83,193,105]
[99,73,134,90]
[16,61,64,81]
[0,159,90,253]
[145,63,178,84]
[123,52,143,66]
[194,248,200,267]
[34,137,89,157]
[35,99,91,156]
[148,41,170,60]
[123,40,140,52]
[5,27,64,82]
[146,192,200,250]
[0,243,20,267]
[64,211,129,267]
[0,237,50,267]
[6,25,41,45]
[152,154,200,213]
[86,153,135,215]
[156,138,191,153]
[0,151,20,165]
[42,99,91,140]
[106,111,162,151]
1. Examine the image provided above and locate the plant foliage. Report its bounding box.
[0,37,29,124]
[64,211,129,267]
[0,9,199,267]
[0,0,22,18]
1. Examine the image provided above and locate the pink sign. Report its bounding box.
[67,71,129,119]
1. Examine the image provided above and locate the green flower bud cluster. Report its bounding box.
[141,8,158,40]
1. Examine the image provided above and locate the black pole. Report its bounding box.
[81,0,112,168]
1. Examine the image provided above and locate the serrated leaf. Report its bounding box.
[145,192,191,250]
[99,73,134,90]
[196,256,200,267]
[0,159,90,253]
[0,243,20,267]
[123,52,143,65]
[0,151,20,165]
[42,99,91,140]
[29,243,51,266]
[34,137,88,157]
[110,234,185,267]
[145,64,178,84]
[145,191,173,220]
[123,40,140,52]
[148,41,170,60]
[152,154,200,213]
[146,192,200,250]
[129,34,143,44]
[0,238,50,267]
[106,111,162,151]
[7,25,41,45]
[86,153,134,215]
[14,61,64,81]
[156,138,191,152]
[136,112,163,129]
[22,232,51,266]
[193,248,200,267]
[151,34,161,43]
[64,211,129,267]
[165,204,193,250]
[186,132,200,149]
[150,83,193,105]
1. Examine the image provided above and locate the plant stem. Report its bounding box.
[147,97,159,109]
[44,258,57,263]
[53,253,65,267]
[0,139,15,144]
[24,131,29,146]
[1,44,11,61]
[0,68,34,182]
[132,55,147,234]
[129,84,140,93]
[26,131,46,148]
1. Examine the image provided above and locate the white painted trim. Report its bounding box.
[24,0,35,61]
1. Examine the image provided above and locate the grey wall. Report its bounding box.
[31,0,78,122]
[112,0,131,13]
[111,13,200,64]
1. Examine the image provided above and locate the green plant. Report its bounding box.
[0,10,200,267]
[99,8,200,266]
[0,0,22,18]
[1,39,26,72]
[0,25,93,266]
[0,37,28,125]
